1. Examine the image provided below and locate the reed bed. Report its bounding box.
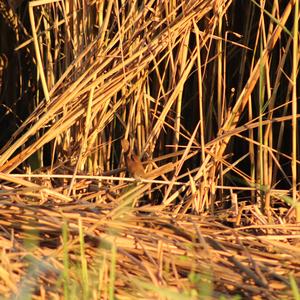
[0,0,299,298]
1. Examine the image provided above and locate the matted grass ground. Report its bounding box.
[0,172,299,299]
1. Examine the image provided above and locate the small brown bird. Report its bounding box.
[121,139,146,180]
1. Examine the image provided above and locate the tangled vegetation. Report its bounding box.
[0,0,299,299]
